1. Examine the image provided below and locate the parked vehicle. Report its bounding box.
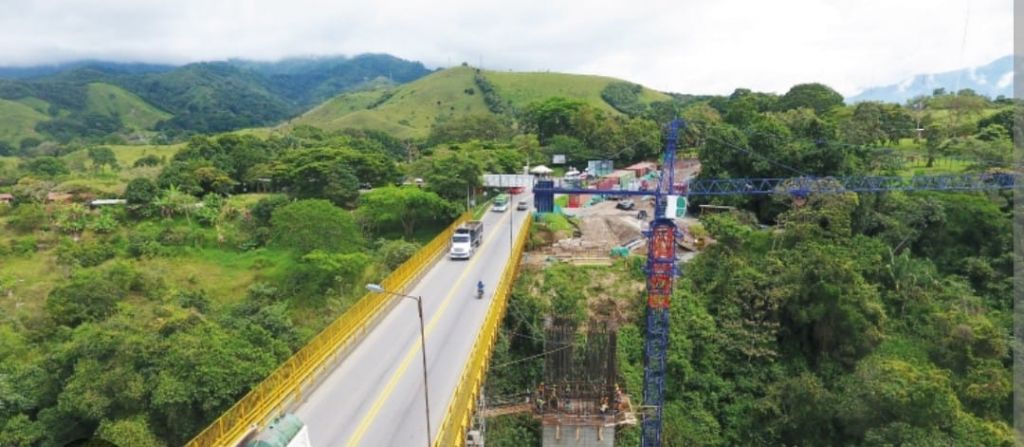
[450,221,484,259]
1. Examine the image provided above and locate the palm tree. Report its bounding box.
[157,185,197,223]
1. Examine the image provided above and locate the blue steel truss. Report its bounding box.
[638,120,683,447]
[533,173,1017,211]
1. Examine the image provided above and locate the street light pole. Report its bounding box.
[509,188,514,251]
[366,284,432,447]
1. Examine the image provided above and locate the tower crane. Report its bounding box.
[532,119,1017,446]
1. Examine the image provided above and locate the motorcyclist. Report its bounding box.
[477,280,485,298]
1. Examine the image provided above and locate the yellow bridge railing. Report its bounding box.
[187,212,472,447]
[433,215,532,447]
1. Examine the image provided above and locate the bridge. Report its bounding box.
[187,158,1017,447]
[188,194,533,447]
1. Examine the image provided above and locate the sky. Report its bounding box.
[0,0,1012,96]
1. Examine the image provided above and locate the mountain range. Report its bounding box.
[0,54,431,146]
[0,53,1014,149]
[847,55,1013,104]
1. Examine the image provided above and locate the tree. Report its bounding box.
[839,356,961,441]
[125,177,160,218]
[720,88,779,126]
[21,156,69,178]
[601,82,648,116]
[250,195,290,227]
[54,204,90,236]
[173,134,274,183]
[45,271,127,327]
[97,416,165,447]
[156,162,202,196]
[6,203,46,233]
[358,186,454,237]
[427,113,515,145]
[268,148,375,206]
[523,97,586,143]
[270,199,363,254]
[133,154,163,168]
[543,135,586,167]
[377,239,422,269]
[778,242,886,366]
[424,153,483,203]
[297,250,371,293]
[621,117,662,162]
[977,109,1015,133]
[10,177,54,203]
[777,83,844,115]
[88,146,120,171]
[193,166,237,196]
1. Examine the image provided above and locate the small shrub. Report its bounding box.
[6,204,47,233]
[176,289,211,312]
[377,238,422,269]
[133,154,163,168]
[126,225,164,258]
[159,226,210,247]
[250,195,290,227]
[55,238,117,267]
[194,205,220,227]
[45,270,127,326]
[88,210,120,234]
[9,237,38,255]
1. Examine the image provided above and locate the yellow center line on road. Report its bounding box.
[344,210,514,447]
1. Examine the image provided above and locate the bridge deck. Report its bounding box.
[294,198,531,446]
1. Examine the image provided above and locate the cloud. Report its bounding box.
[0,0,1012,95]
[997,71,1013,89]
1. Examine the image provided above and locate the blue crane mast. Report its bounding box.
[531,119,1016,447]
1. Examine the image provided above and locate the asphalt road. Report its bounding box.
[295,197,531,447]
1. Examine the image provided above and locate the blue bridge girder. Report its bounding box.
[533,172,1018,213]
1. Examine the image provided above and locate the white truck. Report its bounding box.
[450,221,484,259]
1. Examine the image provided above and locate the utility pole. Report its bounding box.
[365,284,432,447]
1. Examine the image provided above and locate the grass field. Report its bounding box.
[136,247,294,305]
[0,251,62,322]
[290,89,394,130]
[15,97,49,114]
[85,83,172,130]
[0,242,296,324]
[292,66,491,138]
[484,70,671,113]
[291,66,673,138]
[103,143,185,167]
[48,143,183,195]
[0,98,46,145]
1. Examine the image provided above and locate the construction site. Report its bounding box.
[478,157,709,446]
[527,159,706,267]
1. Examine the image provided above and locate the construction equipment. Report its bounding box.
[533,119,1017,446]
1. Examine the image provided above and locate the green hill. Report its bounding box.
[290,66,672,139]
[0,55,431,141]
[485,70,671,113]
[293,67,490,137]
[0,98,46,145]
[84,82,171,130]
[0,80,174,144]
